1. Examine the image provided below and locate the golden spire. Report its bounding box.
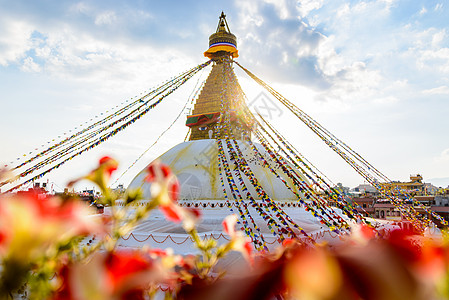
[204,12,238,59]
[186,12,249,141]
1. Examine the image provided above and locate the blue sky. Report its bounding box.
[1,0,449,192]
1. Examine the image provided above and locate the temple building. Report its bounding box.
[122,13,357,253]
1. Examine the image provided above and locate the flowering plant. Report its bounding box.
[0,157,252,299]
[1,157,449,300]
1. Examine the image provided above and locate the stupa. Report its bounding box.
[121,13,349,252]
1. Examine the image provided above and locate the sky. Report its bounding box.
[1,0,449,193]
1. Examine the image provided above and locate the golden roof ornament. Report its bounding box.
[204,12,239,59]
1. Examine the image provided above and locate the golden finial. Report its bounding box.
[204,12,238,59]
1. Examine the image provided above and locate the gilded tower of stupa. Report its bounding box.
[186,12,250,141]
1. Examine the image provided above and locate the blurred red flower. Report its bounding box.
[54,250,167,300]
[0,191,102,261]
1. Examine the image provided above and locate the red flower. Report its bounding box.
[159,204,202,232]
[68,156,118,191]
[146,163,172,183]
[359,224,376,240]
[105,250,154,292]
[99,156,118,177]
[349,224,377,245]
[54,250,166,300]
[222,215,253,263]
[387,228,422,263]
[282,239,296,248]
[0,191,103,261]
[0,230,6,246]
[144,161,201,230]
[144,160,179,205]
[160,204,184,223]
[147,248,168,258]
[222,214,237,237]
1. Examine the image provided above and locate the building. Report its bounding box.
[373,202,401,220]
[122,13,352,253]
[380,174,426,196]
[430,195,449,227]
[353,184,378,195]
[424,183,439,195]
[352,196,375,217]
[112,184,126,196]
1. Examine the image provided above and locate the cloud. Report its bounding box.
[431,29,446,46]
[436,148,449,162]
[0,0,390,106]
[416,48,449,73]
[397,28,449,75]
[419,6,427,15]
[315,61,383,102]
[234,1,333,87]
[0,17,34,66]
[297,0,324,18]
[21,56,41,72]
[1,0,448,109]
[288,0,449,105]
[232,0,404,105]
[422,86,449,95]
[264,0,291,19]
[95,10,117,26]
[234,2,330,89]
[372,95,399,105]
[0,4,197,93]
[69,2,92,14]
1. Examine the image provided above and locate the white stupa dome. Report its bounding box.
[118,139,353,255]
[128,139,305,202]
